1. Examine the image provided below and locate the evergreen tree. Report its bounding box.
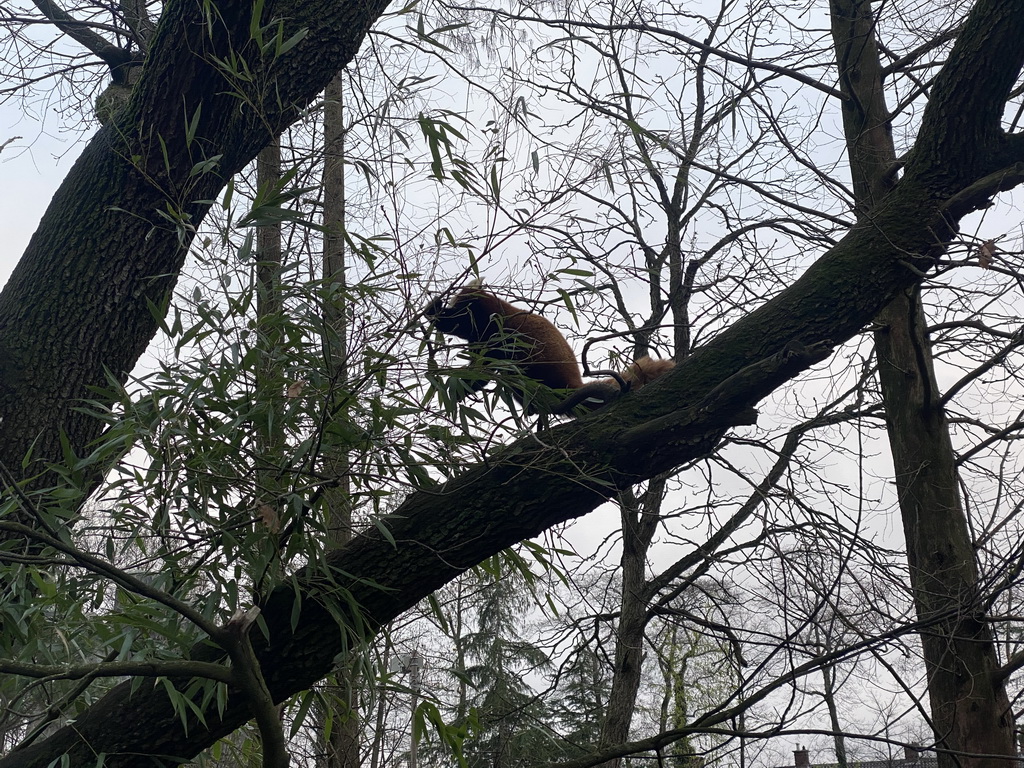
[461,569,556,768]
[550,643,610,757]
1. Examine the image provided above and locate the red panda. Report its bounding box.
[423,283,674,416]
[423,284,583,413]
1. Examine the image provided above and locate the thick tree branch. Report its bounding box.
[940,162,1024,220]
[905,0,1024,185]
[0,659,233,684]
[1,180,1015,765]
[993,649,1024,685]
[880,25,960,78]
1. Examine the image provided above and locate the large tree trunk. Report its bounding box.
[830,0,1016,762]
[0,0,392,501]
[876,292,1016,767]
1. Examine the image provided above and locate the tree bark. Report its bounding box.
[875,292,1016,767]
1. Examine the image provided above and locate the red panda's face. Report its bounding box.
[459,293,506,337]
[437,295,489,340]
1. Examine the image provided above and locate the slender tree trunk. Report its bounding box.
[367,654,388,768]
[598,481,663,768]
[256,140,284,471]
[256,142,283,328]
[830,1,1016,763]
[255,138,287,599]
[452,579,469,721]
[253,138,291,766]
[321,71,361,768]
[321,76,351,543]
[821,663,846,768]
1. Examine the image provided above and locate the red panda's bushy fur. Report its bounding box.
[424,284,674,416]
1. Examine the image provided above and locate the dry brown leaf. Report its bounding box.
[978,239,997,268]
